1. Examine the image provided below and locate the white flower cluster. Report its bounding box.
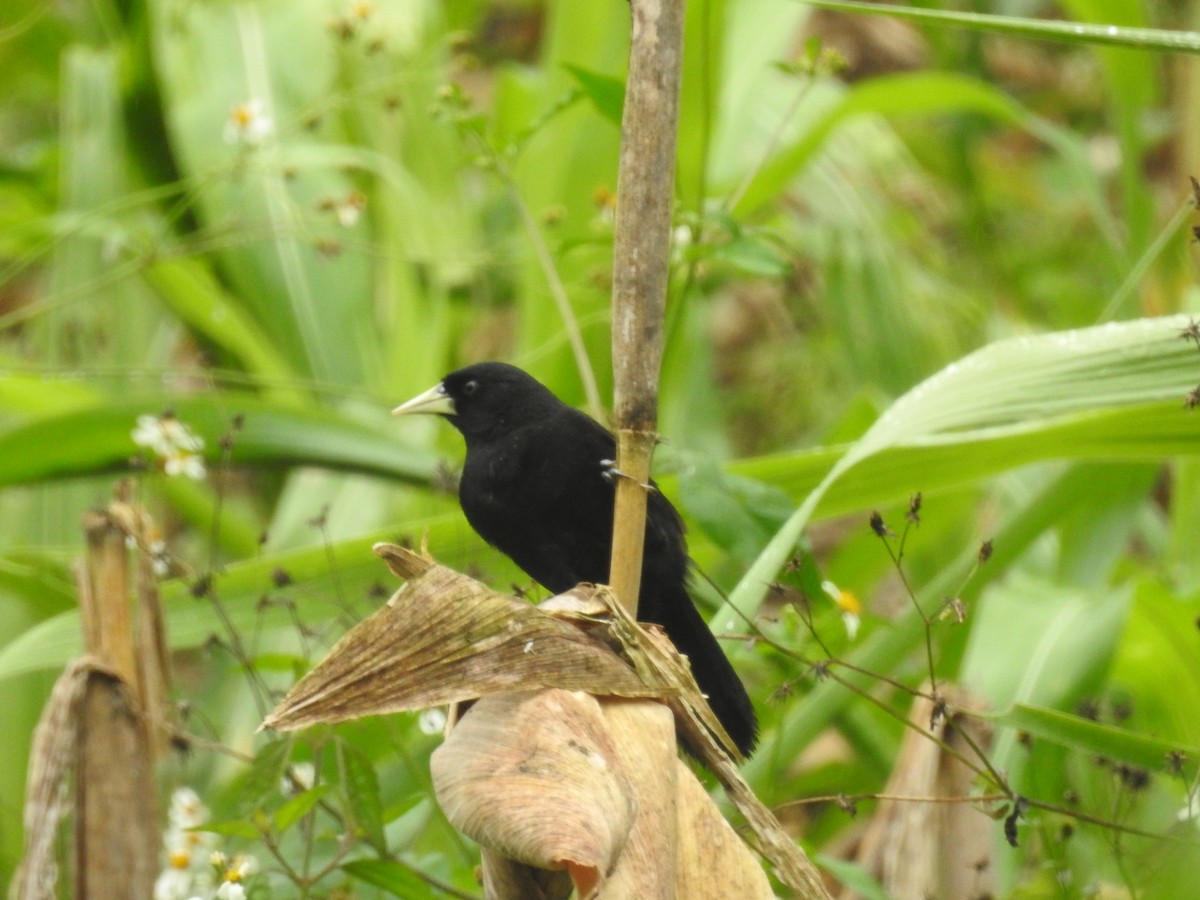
[132,413,207,480]
[154,787,258,900]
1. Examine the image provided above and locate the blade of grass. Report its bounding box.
[796,0,1200,55]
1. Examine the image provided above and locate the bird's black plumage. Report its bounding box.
[395,362,757,757]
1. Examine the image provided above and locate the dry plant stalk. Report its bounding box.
[12,498,172,900]
[607,0,686,618]
[840,686,995,900]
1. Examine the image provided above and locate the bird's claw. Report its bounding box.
[600,459,656,492]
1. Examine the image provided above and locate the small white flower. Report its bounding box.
[823,580,862,640]
[224,99,274,146]
[133,414,173,456]
[164,450,207,480]
[282,762,316,795]
[841,610,861,641]
[335,191,366,227]
[133,414,207,479]
[153,867,194,900]
[419,708,447,735]
[215,853,258,893]
[159,415,204,453]
[230,855,257,879]
[168,787,208,829]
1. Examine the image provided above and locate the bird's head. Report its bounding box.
[393,362,563,442]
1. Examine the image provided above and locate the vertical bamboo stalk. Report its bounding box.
[608,0,686,618]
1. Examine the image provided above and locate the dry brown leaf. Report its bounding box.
[262,549,668,732]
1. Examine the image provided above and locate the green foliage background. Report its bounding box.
[2,0,1200,896]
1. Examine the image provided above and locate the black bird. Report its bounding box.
[394,362,757,757]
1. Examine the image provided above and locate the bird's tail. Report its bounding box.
[642,585,758,758]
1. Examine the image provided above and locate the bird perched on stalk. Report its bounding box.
[393,362,757,758]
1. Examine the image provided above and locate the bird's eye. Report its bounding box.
[463,379,479,396]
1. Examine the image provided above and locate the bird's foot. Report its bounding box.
[600,459,656,492]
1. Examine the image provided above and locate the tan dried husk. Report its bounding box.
[433,690,775,900]
[431,690,638,899]
[263,544,831,898]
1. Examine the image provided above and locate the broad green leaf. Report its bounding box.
[733,72,1031,220]
[743,462,1167,798]
[141,257,305,405]
[0,391,439,488]
[724,315,1200,633]
[963,575,1131,718]
[1109,579,1200,747]
[0,375,97,417]
[152,0,372,383]
[1000,704,1198,781]
[814,855,889,900]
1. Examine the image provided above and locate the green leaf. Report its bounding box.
[342,859,435,899]
[0,391,440,488]
[274,783,332,834]
[678,461,793,565]
[140,257,305,405]
[964,575,1132,714]
[195,818,260,840]
[340,742,387,851]
[743,462,1174,799]
[250,652,311,675]
[238,737,293,814]
[562,63,625,125]
[725,315,1200,632]
[1109,579,1200,747]
[1000,704,1198,780]
[733,72,1031,220]
[813,855,889,900]
[710,233,792,278]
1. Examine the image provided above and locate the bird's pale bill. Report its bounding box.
[393,383,455,417]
